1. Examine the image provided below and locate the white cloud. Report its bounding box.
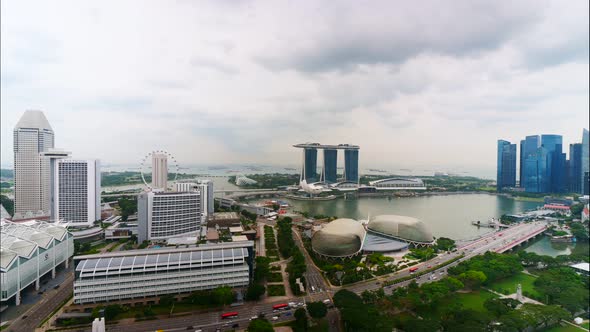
[1,0,588,178]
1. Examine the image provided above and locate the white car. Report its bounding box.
[272,316,279,321]
[250,316,258,320]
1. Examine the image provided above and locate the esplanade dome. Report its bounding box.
[367,215,433,244]
[311,218,366,258]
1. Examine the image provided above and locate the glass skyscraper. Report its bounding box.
[322,149,338,183]
[569,143,582,193]
[344,149,359,183]
[497,140,517,191]
[524,147,548,193]
[541,135,565,193]
[303,148,318,182]
[582,129,589,194]
[521,135,540,186]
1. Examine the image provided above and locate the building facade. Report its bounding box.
[137,191,201,243]
[497,140,517,190]
[1,219,73,305]
[174,180,214,218]
[13,110,55,219]
[569,143,583,193]
[344,149,359,183]
[520,135,540,187]
[582,129,589,194]
[151,152,168,190]
[303,148,318,182]
[40,149,71,222]
[73,242,253,304]
[541,135,565,193]
[54,159,101,227]
[322,149,338,183]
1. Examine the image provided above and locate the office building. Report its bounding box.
[524,147,549,193]
[520,135,540,187]
[1,219,74,305]
[322,149,338,183]
[137,191,201,243]
[73,241,253,304]
[497,140,517,190]
[13,110,55,219]
[582,129,589,194]
[569,144,583,193]
[540,135,565,193]
[344,149,359,183]
[151,152,168,190]
[53,159,101,227]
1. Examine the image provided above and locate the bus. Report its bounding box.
[273,303,289,310]
[221,312,239,319]
[409,267,419,273]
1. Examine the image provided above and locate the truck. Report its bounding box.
[409,267,419,273]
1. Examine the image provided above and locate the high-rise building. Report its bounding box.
[40,149,71,221]
[53,159,101,227]
[344,149,359,183]
[519,140,524,187]
[151,152,168,190]
[541,135,565,193]
[497,140,517,190]
[520,135,540,186]
[303,148,318,182]
[13,110,55,219]
[524,147,549,193]
[137,191,201,243]
[322,149,338,183]
[582,129,589,194]
[569,143,583,193]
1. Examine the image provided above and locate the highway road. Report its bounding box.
[6,272,74,332]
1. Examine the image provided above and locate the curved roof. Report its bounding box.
[367,215,433,243]
[369,178,424,185]
[15,110,53,131]
[311,218,366,257]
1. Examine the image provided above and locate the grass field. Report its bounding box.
[267,272,283,282]
[267,285,286,296]
[489,272,541,298]
[433,289,498,315]
[542,323,587,332]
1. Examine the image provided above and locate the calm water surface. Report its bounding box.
[268,194,539,241]
[523,236,589,257]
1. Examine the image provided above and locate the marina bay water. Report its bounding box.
[268,193,539,240]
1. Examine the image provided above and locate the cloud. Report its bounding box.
[1,0,588,179]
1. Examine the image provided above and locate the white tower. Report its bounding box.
[54,159,101,227]
[13,110,55,219]
[151,152,168,190]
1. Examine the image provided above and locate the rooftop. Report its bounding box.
[15,110,53,131]
[570,262,589,272]
[293,143,359,150]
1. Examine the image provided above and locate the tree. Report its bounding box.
[245,283,265,301]
[294,308,308,331]
[484,298,519,317]
[159,294,175,306]
[435,237,456,251]
[458,270,487,289]
[247,319,274,332]
[404,318,441,332]
[306,301,327,319]
[0,195,14,216]
[104,304,123,320]
[212,286,234,305]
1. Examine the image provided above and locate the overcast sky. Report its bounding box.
[1,1,588,177]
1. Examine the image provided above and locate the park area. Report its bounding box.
[488,272,541,298]
[437,289,498,313]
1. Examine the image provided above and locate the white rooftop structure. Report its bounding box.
[570,262,589,274]
[1,219,73,305]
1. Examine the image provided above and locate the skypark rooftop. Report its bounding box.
[293,143,359,150]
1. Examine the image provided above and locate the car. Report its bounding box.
[273,309,278,313]
[250,316,258,320]
[232,323,239,328]
[432,276,437,280]
[186,326,193,330]
[22,315,28,320]
[285,312,292,317]
[195,330,203,332]
[272,316,279,321]
[37,291,44,295]
[53,285,60,289]
[427,265,432,268]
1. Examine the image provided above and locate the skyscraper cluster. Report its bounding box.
[293,143,360,184]
[497,129,589,194]
[12,110,101,226]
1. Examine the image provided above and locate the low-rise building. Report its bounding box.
[570,262,589,277]
[209,212,240,228]
[73,241,254,304]
[1,219,74,305]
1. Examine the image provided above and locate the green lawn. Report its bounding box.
[489,272,541,298]
[267,285,286,296]
[434,289,499,314]
[267,273,283,282]
[582,322,589,329]
[542,323,587,332]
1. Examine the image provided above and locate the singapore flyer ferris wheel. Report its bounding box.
[139,150,180,190]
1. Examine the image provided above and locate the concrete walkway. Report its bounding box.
[258,223,266,257]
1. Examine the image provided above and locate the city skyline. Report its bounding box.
[1,1,588,173]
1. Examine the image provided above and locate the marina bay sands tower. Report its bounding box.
[293,143,360,184]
